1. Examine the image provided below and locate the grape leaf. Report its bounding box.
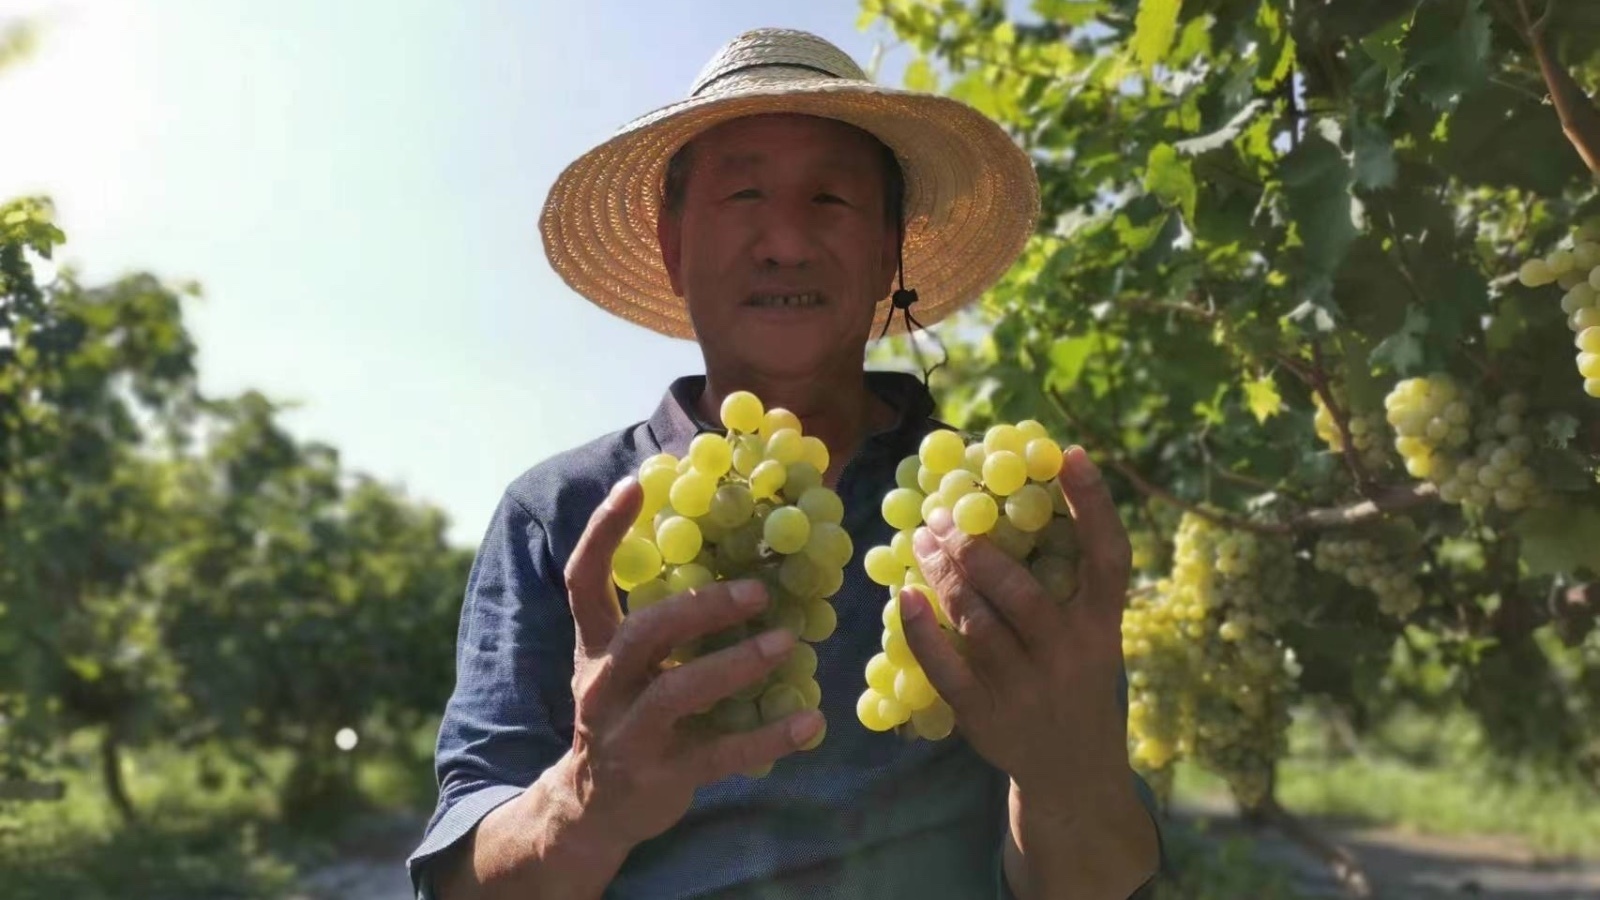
[1359,12,1411,77]
[1352,123,1397,189]
[1512,503,1600,577]
[1175,99,1266,156]
[1280,129,1358,278]
[1143,143,1197,223]
[1031,0,1109,26]
[1132,0,1181,72]
[1242,374,1283,424]
[1401,0,1490,110]
[1371,305,1428,374]
[1047,335,1096,390]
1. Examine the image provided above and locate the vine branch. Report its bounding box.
[1306,339,1379,498]
[1507,0,1600,174]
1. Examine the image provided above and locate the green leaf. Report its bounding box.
[1132,0,1182,72]
[1402,0,1490,109]
[904,58,937,93]
[1370,306,1428,374]
[1359,12,1410,77]
[1047,335,1096,391]
[1032,0,1108,25]
[1242,374,1283,424]
[1175,99,1266,156]
[1279,128,1359,278]
[1512,503,1600,577]
[1143,143,1197,223]
[1252,1,1296,89]
[1351,123,1397,189]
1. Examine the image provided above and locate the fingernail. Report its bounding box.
[913,526,939,557]
[789,711,821,744]
[900,587,926,622]
[611,475,637,496]
[925,506,954,537]
[733,580,766,610]
[756,627,795,659]
[1066,445,1099,486]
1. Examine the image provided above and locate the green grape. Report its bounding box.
[883,488,926,531]
[784,462,823,499]
[750,459,787,499]
[611,535,662,589]
[983,424,1027,456]
[761,408,802,438]
[910,700,955,740]
[919,429,967,474]
[920,491,948,522]
[988,516,1036,561]
[803,522,853,569]
[732,436,764,476]
[865,546,905,586]
[952,491,999,535]
[766,428,805,465]
[666,563,714,595]
[815,564,845,599]
[800,436,830,473]
[779,553,821,596]
[865,652,897,694]
[964,442,986,474]
[1519,258,1555,287]
[796,678,823,710]
[764,506,812,555]
[916,465,942,494]
[626,578,671,612]
[689,432,733,476]
[669,470,716,518]
[778,642,818,681]
[710,697,761,733]
[721,391,764,433]
[895,456,922,490]
[759,683,806,723]
[1004,483,1054,533]
[773,598,808,636]
[656,516,704,565]
[938,469,981,502]
[798,486,844,524]
[708,483,755,529]
[801,600,837,641]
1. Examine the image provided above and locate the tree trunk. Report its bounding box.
[100,728,137,825]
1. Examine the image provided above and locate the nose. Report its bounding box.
[748,196,816,270]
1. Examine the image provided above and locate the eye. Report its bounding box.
[728,188,761,201]
[815,192,849,205]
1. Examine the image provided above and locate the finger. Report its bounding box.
[918,507,1065,656]
[1056,446,1133,608]
[898,586,984,721]
[563,477,644,656]
[911,513,1026,672]
[609,579,768,682]
[627,627,796,737]
[690,709,824,785]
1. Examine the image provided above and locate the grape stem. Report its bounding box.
[1241,793,1374,899]
[1503,0,1600,174]
[1306,339,1380,500]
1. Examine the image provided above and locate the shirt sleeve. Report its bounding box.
[406,491,576,899]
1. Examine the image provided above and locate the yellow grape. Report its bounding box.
[763,507,811,555]
[689,433,733,476]
[627,578,671,611]
[864,546,904,586]
[938,469,981,501]
[1580,352,1600,380]
[750,459,787,499]
[983,424,1027,457]
[920,491,948,522]
[1024,437,1064,481]
[1588,379,1600,398]
[982,451,1028,497]
[876,695,911,728]
[731,436,763,477]
[911,700,955,740]
[894,665,937,709]
[801,436,830,473]
[883,628,917,668]
[1579,326,1600,354]
[708,483,755,528]
[669,471,716,518]
[721,390,764,433]
[1519,258,1555,287]
[895,456,921,490]
[666,563,714,594]
[857,689,895,731]
[865,652,897,694]
[882,488,926,531]
[1563,283,1596,314]
[765,428,805,466]
[761,408,802,438]
[952,491,999,535]
[891,530,916,567]
[919,429,967,475]
[1576,307,1600,332]
[803,522,853,569]
[656,516,704,565]
[916,465,942,494]
[1016,419,1049,442]
[611,535,662,589]
[1004,483,1054,533]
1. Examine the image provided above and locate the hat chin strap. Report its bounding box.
[879,222,947,387]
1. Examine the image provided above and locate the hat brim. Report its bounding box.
[539,74,1041,340]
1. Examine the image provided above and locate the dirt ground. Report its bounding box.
[291,804,1600,900]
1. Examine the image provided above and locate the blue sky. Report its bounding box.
[1,0,921,547]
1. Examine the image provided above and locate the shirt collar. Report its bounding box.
[644,371,936,456]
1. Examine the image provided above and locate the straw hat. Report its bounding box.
[538,27,1040,340]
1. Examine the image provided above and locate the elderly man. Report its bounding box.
[409,27,1165,900]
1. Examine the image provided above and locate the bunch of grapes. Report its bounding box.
[1514,217,1600,398]
[1122,513,1298,809]
[1312,390,1389,473]
[854,421,1082,740]
[1384,375,1545,512]
[609,391,849,764]
[1313,529,1426,619]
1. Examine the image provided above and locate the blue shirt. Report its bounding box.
[408,372,1165,899]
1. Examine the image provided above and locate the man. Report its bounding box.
[409,27,1166,899]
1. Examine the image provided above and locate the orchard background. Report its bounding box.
[5,1,1600,897]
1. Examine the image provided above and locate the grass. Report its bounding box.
[1171,703,1600,861]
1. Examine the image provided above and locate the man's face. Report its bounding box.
[658,114,899,379]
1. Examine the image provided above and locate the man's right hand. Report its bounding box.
[557,475,824,850]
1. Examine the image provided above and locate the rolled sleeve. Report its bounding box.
[407,490,576,898]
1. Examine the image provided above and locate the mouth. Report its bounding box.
[745,291,825,309]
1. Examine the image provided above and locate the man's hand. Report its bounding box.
[900,445,1133,797]
[561,476,825,849]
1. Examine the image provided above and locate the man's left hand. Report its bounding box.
[900,444,1134,809]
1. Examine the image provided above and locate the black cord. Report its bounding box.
[877,221,948,386]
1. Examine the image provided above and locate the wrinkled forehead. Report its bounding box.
[690,113,890,174]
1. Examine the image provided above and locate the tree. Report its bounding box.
[862,0,1600,890]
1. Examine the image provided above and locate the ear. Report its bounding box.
[657,208,685,297]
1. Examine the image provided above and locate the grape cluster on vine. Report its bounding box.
[855,421,1082,739]
[1313,531,1426,619]
[1515,217,1600,398]
[610,391,848,772]
[1122,513,1298,809]
[1312,390,1390,473]
[1384,375,1544,512]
